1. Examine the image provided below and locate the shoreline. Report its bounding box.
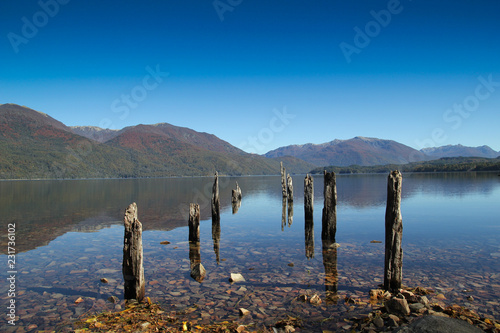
[73,286,500,332]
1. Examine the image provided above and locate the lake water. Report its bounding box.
[1,172,499,331]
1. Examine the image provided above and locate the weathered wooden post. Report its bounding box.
[322,171,337,242]
[287,174,293,202]
[322,238,338,304]
[231,181,242,202]
[384,170,403,292]
[212,171,220,222]
[189,203,200,243]
[280,162,287,198]
[188,203,205,282]
[305,217,314,259]
[287,200,294,227]
[304,174,314,221]
[231,181,242,214]
[122,202,145,302]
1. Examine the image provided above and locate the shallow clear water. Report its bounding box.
[1,172,499,331]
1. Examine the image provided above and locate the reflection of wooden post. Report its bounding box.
[305,217,314,259]
[287,200,293,227]
[322,238,338,304]
[384,170,403,292]
[189,242,206,283]
[304,174,314,221]
[287,174,293,202]
[122,202,145,301]
[189,203,200,243]
[212,172,220,222]
[281,197,286,231]
[212,218,221,264]
[322,171,337,242]
[281,162,287,198]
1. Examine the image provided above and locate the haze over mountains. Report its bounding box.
[0,104,498,179]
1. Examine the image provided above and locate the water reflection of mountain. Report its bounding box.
[0,177,251,253]
[1,172,497,253]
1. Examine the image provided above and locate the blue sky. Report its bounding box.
[1,0,499,153]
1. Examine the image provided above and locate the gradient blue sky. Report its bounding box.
[1,0,499,153]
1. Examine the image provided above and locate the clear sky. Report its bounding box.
[1,0,499,153]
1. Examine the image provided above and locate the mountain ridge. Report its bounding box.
[265,136,430,167]
[0,104,314,179]
[1,103,498,179]
[421,144,499,159]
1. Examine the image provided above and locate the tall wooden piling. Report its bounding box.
[212,172,220,222]
[122,202,145,301]
[322,171,337,242]
[384,170,403,292]
[281,162,287,198]
[304,174,314,221]
[189,203,200,243]
[287,174,293,202]
[287,200,294,227]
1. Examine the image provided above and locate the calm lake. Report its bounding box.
[1,172,499,331]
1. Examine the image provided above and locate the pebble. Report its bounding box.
[229,273,245,283]
[239,308,250,316]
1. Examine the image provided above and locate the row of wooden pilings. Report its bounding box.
[121,169,403,302]
[303,169,404,293]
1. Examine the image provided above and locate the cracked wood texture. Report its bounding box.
[322,170,337,243]
[384,170,403,292]
[122,202,145,301]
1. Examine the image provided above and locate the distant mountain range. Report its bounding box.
[0,104,313,179]
[265,137,499,167]
[0,103,498,179]
[421,145,499,159]
[265,137,430,167]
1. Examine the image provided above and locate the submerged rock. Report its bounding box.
[239,308,250,316]
[108,296,120,304]
[229,273,245,283]
[190,263,206,283]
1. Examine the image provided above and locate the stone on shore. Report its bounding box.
[385,297,411,316]
[394,315,485,333]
